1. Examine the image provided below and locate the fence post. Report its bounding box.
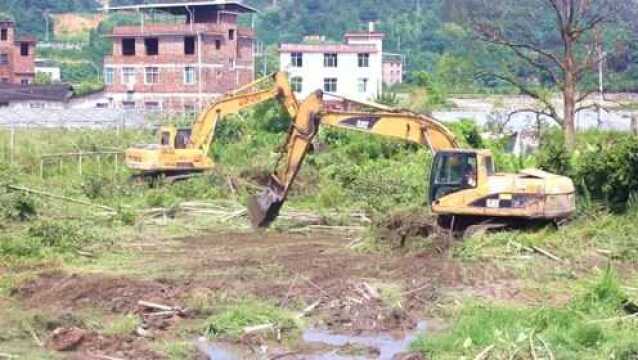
[9,127,15,165]
[78,154,83,176]
[114,153,119,174]
[97,155,102,176]
[632,115,638,136]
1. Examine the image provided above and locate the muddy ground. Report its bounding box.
[3,229,585,359]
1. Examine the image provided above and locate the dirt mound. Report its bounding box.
[375,211,444,249]
[48,327,87,351]
[16,272,184,314]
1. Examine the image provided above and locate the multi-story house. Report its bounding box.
[0,19,37,86]
[383,53,404,87]
[279,27,385,102]
[103,1,257,113]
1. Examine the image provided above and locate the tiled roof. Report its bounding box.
[279,43,378,54]
[0,84,73,103]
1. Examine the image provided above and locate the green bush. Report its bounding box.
[1,193,37,221]
[574,135,638,211]
[537,131,572,176]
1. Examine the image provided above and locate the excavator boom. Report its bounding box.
[188,72,298,154]
[125,72,298,178]
[248,90,459,227]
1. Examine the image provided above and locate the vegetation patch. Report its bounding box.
[204,298,300,338]
[412,269,638,359]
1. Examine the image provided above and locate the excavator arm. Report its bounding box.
[188,72,298,154]
[248,90,459,228]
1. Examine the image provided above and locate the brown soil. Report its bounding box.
[13,231,527,357]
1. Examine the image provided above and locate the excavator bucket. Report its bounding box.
[248,179,286,228]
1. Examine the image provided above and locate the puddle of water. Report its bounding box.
[302,321,427,360]
[196,321,428,360]
[196,337,247,360]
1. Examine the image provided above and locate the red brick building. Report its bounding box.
[103,1,257,113]
[0,19,37,85]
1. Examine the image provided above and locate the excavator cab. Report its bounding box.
[430,150,481,204]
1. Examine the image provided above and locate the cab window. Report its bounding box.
[485,156,495,176]
[175,129,191,149]
[435,154,464,185]
[160,132,171,146]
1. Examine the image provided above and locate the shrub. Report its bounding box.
[27,221,101,252]
[1,193,37,221]
[574,135,638,211]
[537,131,572,176]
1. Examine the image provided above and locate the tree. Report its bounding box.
[468,0,625,151]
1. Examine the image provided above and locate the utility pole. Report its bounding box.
[43,11,50,42]
[598,49,606,126]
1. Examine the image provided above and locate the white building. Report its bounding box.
[35,59,61,82]
[279,29,384,102]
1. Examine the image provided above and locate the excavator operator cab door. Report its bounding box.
[429,151,478,205]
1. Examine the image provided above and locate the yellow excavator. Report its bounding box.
[248,90,576,229]
[125,72,299,181]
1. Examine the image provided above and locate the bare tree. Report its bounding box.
[470,0,624,150]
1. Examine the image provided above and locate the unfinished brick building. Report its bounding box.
[103,1,257,113]
[0,19,37,86]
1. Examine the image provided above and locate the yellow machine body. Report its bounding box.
[249,90,576,227]
[125,72,298,178]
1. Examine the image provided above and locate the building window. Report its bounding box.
[324,78,337,92]
[184,66,197,85]
[122,38,136,56]
[184,104,196,118]
[324,53,338,67]
[30,102,44,108]
[145,67,159,85]
[184,36,195,55]
[122,101,136,110]
[0,53,8,65]
[358,53,369,67]
[215,39,221,50]
[144,38,159,56]
[145,101,160,112]
[122,67,136,85]
[0,29,6,41]
[291,77,303,93]
[104,67,114,85]
[20,43,29,57]
[21,79,30,86]
[228,29,235,40]
[291,52,303,67]
[357,78,368,93]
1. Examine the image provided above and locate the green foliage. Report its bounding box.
[1,193,37,221]
[34,72,52,85]
[204,299,299,338]
[72,79,105,97]
[449,118,484,148]
[537,131,572,176]
[574,135,638,212]
[412,270,632,358]
[1,220,104,258]
[375,91,400,106]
